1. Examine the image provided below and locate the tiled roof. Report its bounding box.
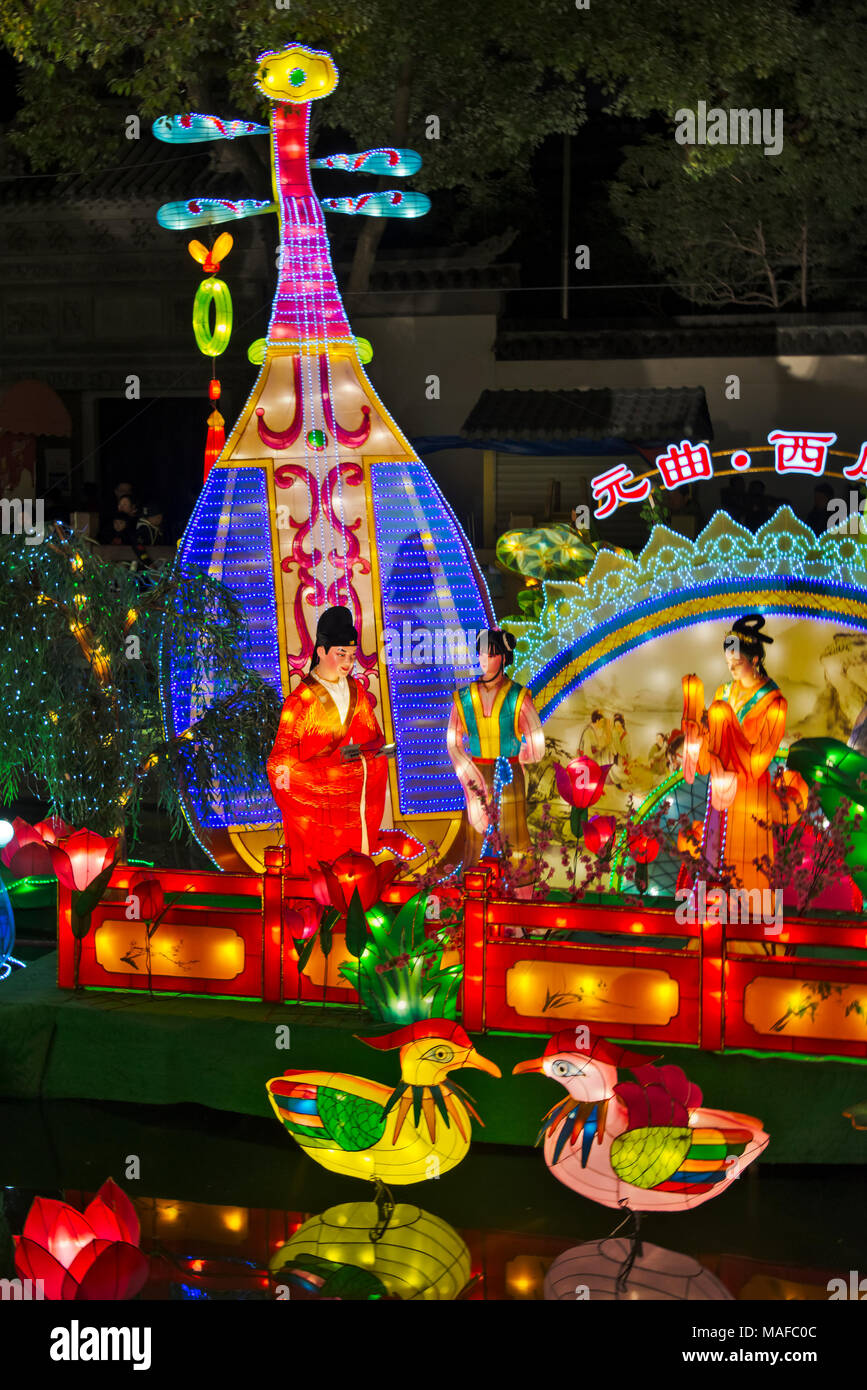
[461,386,712,445]
[1,136,257,207]
[496,318,867,360]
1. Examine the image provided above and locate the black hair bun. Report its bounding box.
[731,614,773,646]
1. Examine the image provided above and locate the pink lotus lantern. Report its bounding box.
[283,900,321,941]
[1,817,56,877]
[14,1178,149,1300]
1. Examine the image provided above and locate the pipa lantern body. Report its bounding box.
[159,44,493,871]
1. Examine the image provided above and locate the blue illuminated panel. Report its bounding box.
[370,461,493,814]
[165,467,282,828]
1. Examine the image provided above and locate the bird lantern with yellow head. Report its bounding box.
[267,1019,501,1186]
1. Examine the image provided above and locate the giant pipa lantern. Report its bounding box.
[154,44,493,871]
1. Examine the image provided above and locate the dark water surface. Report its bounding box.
[0,1098,863,1300]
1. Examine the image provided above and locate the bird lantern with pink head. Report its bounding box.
[513,1028,768,1213]
[267,1019,501,1186]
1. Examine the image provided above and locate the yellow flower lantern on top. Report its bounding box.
[188,233,234,480]
[188,232,234,356]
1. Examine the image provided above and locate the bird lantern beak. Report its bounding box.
[465,1048,501,1078]
[511,1054,545,1076]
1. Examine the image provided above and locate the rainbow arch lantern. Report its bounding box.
[155,44,493,872]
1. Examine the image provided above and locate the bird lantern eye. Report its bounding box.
[550,1058,580,1079]
[423,1045,454,1064]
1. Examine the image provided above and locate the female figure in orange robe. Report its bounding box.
[681,614,788,893]
[267,606,388,876]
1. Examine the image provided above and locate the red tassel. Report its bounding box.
[204,405,224,481]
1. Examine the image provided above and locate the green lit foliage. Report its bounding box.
[338,890,463,1024]
[0,0,816,291]
[0,526,280,843]
[609,2,867,310]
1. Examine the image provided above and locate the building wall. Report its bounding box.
[353,316,867,530]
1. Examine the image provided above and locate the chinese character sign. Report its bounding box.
[843,443,867,481]
[591,464,651,519]
[655,440,714,490]
[588,430,862,520]
[767,431,837,475]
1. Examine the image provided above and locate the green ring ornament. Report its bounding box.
[193,277,233,357]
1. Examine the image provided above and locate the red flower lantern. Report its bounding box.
[14,1178,149,1300]
[48,830,118,892]
[283,900,321,941]
[584,815,618,857]
[555,757,608,811]
[556,756,611,847]
[627,826,660,864]
[627,825,661,895]
[129,874,165,922]
[311,851,398,917]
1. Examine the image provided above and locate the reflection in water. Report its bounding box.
[0,1190,844,1302]
[544,1238,732,1301]
[271,1201,472,1300]
[0,1099,859,1301]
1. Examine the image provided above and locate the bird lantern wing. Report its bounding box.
[612,1066,755,1192]
[610,1121,754,1194]
[267,1074,388,1152]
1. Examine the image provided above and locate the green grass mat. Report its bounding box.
[0,953,864,1162]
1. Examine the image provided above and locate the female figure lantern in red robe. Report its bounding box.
[267,606,388,876]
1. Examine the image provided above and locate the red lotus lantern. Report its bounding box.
[33,816,75,845]
[48,829,118,892]
[1,817,56,877]
[584,815,618,858]
[14,1178,149,1300]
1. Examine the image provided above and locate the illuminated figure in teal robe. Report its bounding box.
[446,630,545,872]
